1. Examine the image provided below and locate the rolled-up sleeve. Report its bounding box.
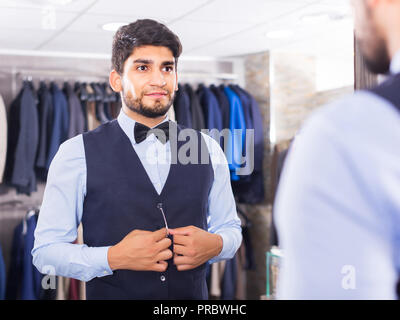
[32,135,113,282]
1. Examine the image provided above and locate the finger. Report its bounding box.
[174,254,193,266]
[173,244,192,256]
[133,229,152,234]
[173,234,191,246]
[155,237,172,251]
[153,228,168,241]
[151,261,168,272]
[176,264,196,271]
[156,249,173,262]
[127,229,151,237]
[168,226,193,236]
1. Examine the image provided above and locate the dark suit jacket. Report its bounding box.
[173,84,192,128]
[4,81,39,195]
[36,82,53,170]
[46,82,69,169]
[63,82,85,138]
[210,84,230,130]
[197,84,223,132]
[185,84,205,131]
[230,85,265,204]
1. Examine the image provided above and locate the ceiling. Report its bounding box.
[0,0,354,59]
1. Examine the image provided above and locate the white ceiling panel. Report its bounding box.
[40,30,114,54]
[174,0,318,24]
[167,20,254,54]
[185,0,353,56]
[65,13,144,33]
[87,0,212,22]
[0,6,77,31]
[0,29,53,50]
[0,0,96,12]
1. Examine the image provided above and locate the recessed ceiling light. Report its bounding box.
[102,22,128,32]
[266,30,293,39]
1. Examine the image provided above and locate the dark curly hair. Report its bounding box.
[112,19,182,75]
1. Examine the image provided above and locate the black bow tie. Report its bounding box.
[134,121,171,144]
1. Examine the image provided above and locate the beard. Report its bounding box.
[355,3,391,75]
[358,36,391,75]
[122,87,174,118]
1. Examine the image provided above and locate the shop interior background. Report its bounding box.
[0,0,354,300]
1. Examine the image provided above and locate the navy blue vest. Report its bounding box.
[369,72,400,299]
[81,120,214,300]
[369,73,400,111]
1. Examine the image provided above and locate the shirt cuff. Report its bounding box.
[85,245,113,278]
[208,231,231,264]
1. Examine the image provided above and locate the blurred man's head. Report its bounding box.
[351,0,400,74]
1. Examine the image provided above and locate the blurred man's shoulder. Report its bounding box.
[303,89,400,138]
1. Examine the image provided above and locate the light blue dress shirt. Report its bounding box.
[275,51,400,299]
[32,110,242,282]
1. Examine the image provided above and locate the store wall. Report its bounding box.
[270,51,354,144]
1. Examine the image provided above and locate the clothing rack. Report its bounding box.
[0,67,109,97]
[13,68,109,92]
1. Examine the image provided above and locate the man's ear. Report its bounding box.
[109,69,123,92]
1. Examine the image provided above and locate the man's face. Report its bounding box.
[351,0,390,74]
[120,45,178,118]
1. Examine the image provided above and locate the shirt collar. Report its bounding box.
[117,109,169,145]
[390,50,400,75]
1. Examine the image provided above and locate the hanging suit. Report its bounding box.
[173,84,192,128]
[6,214,48,299]
[185,84,205,131]
[46,82,69,169]
[230,85,265,204]
[197,84,223,145]
[4,81,39,195]
[0,245,5,300]
[223,86,246,181]
[210,84,230,130]
[74,82,89,132]
[64,82,85,139]
[35,82,53,180]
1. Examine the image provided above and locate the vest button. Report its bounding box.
[160,275,166,282]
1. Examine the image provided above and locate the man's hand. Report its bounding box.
[169,226,223,271]
[107,228,172,272]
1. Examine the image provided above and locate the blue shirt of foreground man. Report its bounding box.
[32,19,242,300]
[275,0,400,300]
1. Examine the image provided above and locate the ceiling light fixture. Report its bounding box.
[102,22,128,32]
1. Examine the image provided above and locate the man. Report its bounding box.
[275,0,400,299]
[32,19,242,300]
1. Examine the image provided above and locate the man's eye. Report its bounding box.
[137,65,148,71]
[164,66,174,72]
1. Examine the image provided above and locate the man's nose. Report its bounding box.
[149,69,166,87]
